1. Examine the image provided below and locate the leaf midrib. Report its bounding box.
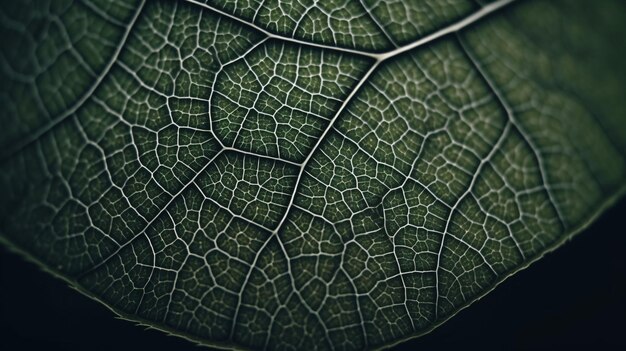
[187,0,516,61]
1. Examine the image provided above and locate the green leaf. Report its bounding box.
[1,0,625,349]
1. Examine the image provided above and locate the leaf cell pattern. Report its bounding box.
[1,0,625,350]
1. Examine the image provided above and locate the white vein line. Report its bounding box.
[271,60,381,235]
[358,0,398,48]
[80,0,126,27]
[228,231,275,339]
[184,0,517,63]
[0,0,147,161]
[225,61,381,345]
[374,0,516,61]
[76,148,227,279]
[227,63,382,341]
[183,0,381,59]
[457,34,566,227]
[434,121,511,319]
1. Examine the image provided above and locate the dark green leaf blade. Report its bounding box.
[1,0,625,350]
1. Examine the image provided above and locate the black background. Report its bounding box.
[1,198,624,350]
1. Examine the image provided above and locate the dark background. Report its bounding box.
[1,199,624,350]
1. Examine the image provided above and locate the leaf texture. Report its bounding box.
[1,0,625,349]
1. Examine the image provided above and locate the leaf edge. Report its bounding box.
[1,184,624,351]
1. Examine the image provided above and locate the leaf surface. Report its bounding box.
[1,0,625,349]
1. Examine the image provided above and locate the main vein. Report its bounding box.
[185,0,517,63]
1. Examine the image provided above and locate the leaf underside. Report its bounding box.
[1,0,625,349]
